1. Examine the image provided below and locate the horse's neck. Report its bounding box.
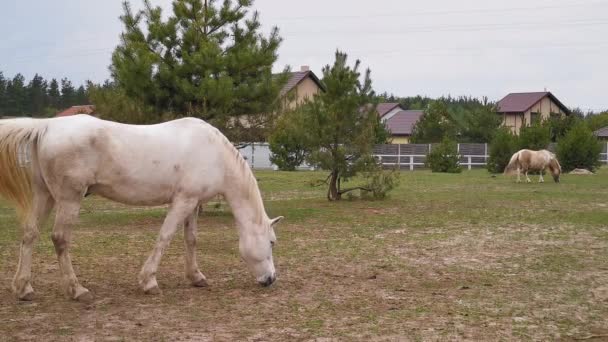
[222,157,266,230]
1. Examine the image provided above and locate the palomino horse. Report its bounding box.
[0,115,283,302]
[504,149,562,183]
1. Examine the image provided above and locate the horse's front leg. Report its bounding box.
[539,169,545,183]
[139,196,198,294]
[184,205,208,287]
[52,199,92,302]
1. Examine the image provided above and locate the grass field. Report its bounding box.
[1,169,607,341]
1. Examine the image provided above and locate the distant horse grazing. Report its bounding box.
[0,115,283,302]
[504,149,561,183]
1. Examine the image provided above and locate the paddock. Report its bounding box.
[1,169,607,340]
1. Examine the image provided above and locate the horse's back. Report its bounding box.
[38,115,227,205]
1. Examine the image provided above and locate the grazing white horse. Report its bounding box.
[504,149,562,183]
[0,114,283,302]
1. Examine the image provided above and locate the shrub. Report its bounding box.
[425,137,461,173]
[517,120,551,150]
[268,114,308,171]
[556,122,602,172]
[362,168,400,199]
[487,127,517,173]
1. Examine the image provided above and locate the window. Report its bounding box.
[530,112,540,124]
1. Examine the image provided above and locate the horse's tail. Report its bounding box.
[503,151,520,175]
[0,118,47,221]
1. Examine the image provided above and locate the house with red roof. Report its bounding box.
[280,66,325,110]
[376,102,423,144]
[382,109,424,144]
[497,92,570,134]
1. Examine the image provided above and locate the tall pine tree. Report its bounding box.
[47,78,61,110]
[110,0,286,138]
[60,78,76,109]
[0,72,6,116]
[27,74,48,116]
[5,74,28,116]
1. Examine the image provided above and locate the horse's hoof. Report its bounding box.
[18,291,35,301]
[191,278,208,287]
[144,285,162,295]
[75,290,94,303]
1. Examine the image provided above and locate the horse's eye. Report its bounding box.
[270,240,275,248]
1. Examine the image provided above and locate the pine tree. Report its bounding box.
[47,78,61,111]
[60,78,76,109]
[110,0,285,138]
[0,72,6,116]
[410,101,456,143]
[75,85,88,105]
[284,51,381,200]
[27,74,48,116]
[5,74,28,116]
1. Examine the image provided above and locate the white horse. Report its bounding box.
[504,149,562,183]
[0,114,283,302]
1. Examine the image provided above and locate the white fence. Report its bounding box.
[240,142,608,170]
[373,143,489,170]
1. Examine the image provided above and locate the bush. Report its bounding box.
[487,127,517,173]
[268,114,308,171]
[425,137,461,173]
[517,120,550,150]
[556,122,602,172]
[362,168,400,199]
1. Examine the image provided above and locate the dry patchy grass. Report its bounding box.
[0,169,607,341]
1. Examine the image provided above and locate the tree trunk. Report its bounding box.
[327,170,341,201]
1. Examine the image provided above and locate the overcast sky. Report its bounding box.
[1,0,606,111]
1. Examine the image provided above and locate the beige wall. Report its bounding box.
[284,77,321,110]
[502,96,567,134]
[390,136,410,144]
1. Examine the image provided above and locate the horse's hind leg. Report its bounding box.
[139,196,199,294]
[12,190,54,300]
[184,205,207,287]
[52,197,91,302]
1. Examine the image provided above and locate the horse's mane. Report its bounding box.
[206,124,266,224]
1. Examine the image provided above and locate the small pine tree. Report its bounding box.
[487,127,517,173]
[556,122,602,172]
[426,137,461,173]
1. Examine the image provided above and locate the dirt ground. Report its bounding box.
[1,170,607,341]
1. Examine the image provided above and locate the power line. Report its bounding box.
[281,19,608,37]
[266,1,607,21]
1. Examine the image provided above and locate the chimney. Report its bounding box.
[300,65,310,72]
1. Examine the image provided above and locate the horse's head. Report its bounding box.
[548,158,562,183]
[239,216,283,287]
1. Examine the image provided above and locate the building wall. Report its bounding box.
[524,97,567,124]
[390,136,410,144]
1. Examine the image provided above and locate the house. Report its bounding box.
[497,92,570,134]
[383,109,424,144]
[56,105,95,117]
[279,66,325,110]
[375,102,423,144]
[594,126,608,140]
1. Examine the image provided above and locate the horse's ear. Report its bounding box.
[270,216,284,227]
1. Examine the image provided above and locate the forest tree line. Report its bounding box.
[0,72,89,117]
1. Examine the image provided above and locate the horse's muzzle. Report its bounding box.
[259,273,276,287]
